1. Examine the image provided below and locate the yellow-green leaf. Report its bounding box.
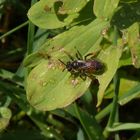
[27,60,91,111]
[96,46,122,107]
[128,23,140,68]
[26,19,109,111]
[0,107,12,132]
[27,0,65,29]
[94,0,120,19]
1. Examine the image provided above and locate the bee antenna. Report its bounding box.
[58,59,66,72]
[58,59,66,66]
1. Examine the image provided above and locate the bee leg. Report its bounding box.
[64,51,74,61]
[80,75,86,80]
[76,49,83,60]
[79,70,87,80]
[85,50,101,60]
[58,59,66,65]
[58,59,66,71]
[74,46,83,60]
[88,74,95,80]
[70,71,79,79]
[76,53,81,60]
[70,71,86,80]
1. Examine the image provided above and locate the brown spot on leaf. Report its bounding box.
[38,51,51,59]
[44,5,51,12]
[58,6,66,15]
[101,27,109,36]
[71,79,79,87]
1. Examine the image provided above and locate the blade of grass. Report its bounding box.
[27,0,36,55]
[0,69,23,86]
[25,0,37,84]
[66,101,113,124]
[114,108,120,140]
[30,116,64,140]
[0,81,28,111]
[103,26,120,138]
[74,103,105,140]
[103,72,120,138]
[0,21,28,40]
[95,103,112,122]
[3,96,12,107]
[66,84,138,125]
[118,83,140,105]
[107,123,140,131]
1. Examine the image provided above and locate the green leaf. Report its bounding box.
[107,123,140,131]
[119,45,132,67]
[27,0,66,29]
[104,78,139,99]
[96,46,122,107]
[24,19,109,68]
[128,23,140,68]
[0,107,12,132]
[27,0,88,29]
[74,104,105,140]
[58,0,87,14]
[26,19,109,111]
[118,83,140,105]
[94,0,120,19]
[27,60,91,111]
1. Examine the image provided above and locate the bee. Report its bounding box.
[59,50,105,80]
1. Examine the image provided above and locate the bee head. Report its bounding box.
[66,62,73,71]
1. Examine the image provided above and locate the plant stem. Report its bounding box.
[0,21,29,40]
[27,0,37,55]
[95,103,112,122]
[24,0,37,86]
[103,72,120,138]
